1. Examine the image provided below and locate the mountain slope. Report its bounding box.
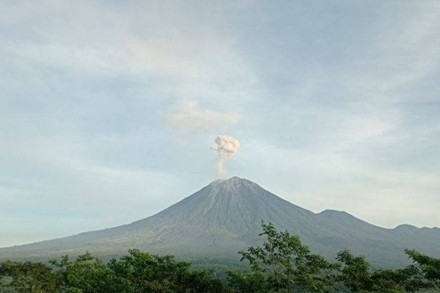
[1,177,439,267]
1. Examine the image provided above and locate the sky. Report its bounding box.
[1,0,439,248]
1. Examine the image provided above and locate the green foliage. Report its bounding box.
[107,249,223,293]
[336,250,371,292]
[228,222,440,293]
[371,265,430,293]
[0,260,61,293]
[235,222,336,292]
[1,250,223,293]
[1,223,440,293]
[50,252,128,293]
[406,249,440,290]
[336,250,431,293]
[226,270,267,293]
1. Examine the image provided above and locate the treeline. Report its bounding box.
[1,223,439,293]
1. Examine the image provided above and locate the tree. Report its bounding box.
[405,249,440,290]
[50,252,128,293]
[0,260,61,293]
[226,270,267,293]
[106,249,223,293]
[234,222,336,292]
[2,228,440,293]
[336,249,430,293]
[336,250,371,292]
[50,249,224,293]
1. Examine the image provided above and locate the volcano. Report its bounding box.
[1,177,439,267]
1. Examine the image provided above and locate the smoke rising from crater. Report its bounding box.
[211,135,240,178]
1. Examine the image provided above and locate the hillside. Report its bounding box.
[1,177,439,267]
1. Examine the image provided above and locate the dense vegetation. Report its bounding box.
[1,223,439,293]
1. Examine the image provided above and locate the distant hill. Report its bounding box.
[1,177,439,267]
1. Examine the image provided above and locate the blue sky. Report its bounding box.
[1,0,439,247]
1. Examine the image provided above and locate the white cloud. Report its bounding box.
[1,0,439,247]
[165,101,240,136]
[0,0,258,106]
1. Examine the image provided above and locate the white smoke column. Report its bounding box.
[211,135,240,179]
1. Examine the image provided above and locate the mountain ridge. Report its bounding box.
[1,177,439,268]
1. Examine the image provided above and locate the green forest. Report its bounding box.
[1,223,439,293]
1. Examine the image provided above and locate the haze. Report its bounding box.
[0,1,439,248]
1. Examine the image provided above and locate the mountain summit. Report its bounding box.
[1,177,439,267]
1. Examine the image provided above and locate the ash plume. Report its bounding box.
[211,135,240,178]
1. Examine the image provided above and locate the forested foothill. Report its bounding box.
[1,223,439,293]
